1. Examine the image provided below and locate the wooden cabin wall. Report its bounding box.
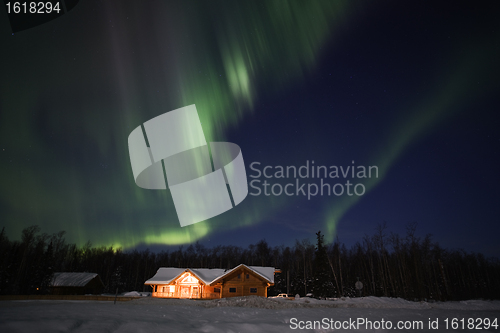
[220,268,269,298]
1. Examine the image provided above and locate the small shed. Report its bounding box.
[50,272,104,295]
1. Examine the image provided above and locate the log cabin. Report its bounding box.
[145,264,275,299]
[50,272,104,295]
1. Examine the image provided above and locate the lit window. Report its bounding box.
[229,288,236,293]
[250,288,257,293]
[169,285,175,293]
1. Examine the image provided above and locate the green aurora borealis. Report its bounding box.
[1,1,499,253]
[324,42,499,242]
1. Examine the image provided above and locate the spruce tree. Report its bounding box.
[313,231,333,298]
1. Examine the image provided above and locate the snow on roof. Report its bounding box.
[214,265,274,284]
[144,268,229,285]
[144,268,186,285]
[51,272,100,287]
[144,265,275,285]
[190,268,226,284]
[247,266,275,284]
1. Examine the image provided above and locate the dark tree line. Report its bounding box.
[0,223,499,301]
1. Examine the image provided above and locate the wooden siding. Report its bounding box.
[219,267,269,298]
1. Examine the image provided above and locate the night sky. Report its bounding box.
[1,1,499,256]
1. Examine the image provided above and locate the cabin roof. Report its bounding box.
[144,267,225,284]
[247,265,275,283]
[191,268,227,284]
[212,264,275,284]
[144,265,275,285]
[144,267,226,285]
[144,267,186,284]
[51,272,101,287]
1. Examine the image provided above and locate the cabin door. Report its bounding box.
[192,286,199,298]
[181,286,190,298]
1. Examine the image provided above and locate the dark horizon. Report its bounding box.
[2,224,499,301]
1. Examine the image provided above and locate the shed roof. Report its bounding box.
[51,272,101,287]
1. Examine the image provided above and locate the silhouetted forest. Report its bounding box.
[0,223,499,301]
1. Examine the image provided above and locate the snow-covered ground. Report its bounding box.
[1,295,499,332]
